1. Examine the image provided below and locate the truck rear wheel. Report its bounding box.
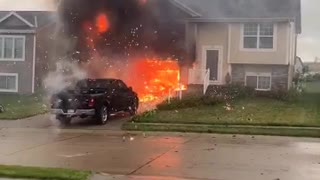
[96,106,109,125]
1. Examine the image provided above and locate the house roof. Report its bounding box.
[171,0,301,33]
[0,11,56,28]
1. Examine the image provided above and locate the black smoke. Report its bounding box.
[58,0,187,62]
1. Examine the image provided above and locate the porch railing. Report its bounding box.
[203,69,210,95]
[188,68,211,95]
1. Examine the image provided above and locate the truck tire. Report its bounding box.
[96,105,109,125]
[129,99,139,116]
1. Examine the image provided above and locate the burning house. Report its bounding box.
[0,0,301,101]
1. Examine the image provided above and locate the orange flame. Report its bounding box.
[126,59,186,103]
[95,13,110,34]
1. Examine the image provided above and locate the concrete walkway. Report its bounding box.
[0,128,319,180]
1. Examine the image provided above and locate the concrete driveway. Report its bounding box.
[0,127,319,180]
[0,113,129,130]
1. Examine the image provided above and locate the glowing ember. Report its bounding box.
[96,13,110,34]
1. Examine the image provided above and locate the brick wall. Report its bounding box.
[231,64,289,90]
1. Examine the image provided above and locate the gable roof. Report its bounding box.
[0,11,56,29]
[171,0,301,33]
[0,12,34,27]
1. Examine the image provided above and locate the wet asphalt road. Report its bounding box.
[0,116,320,180]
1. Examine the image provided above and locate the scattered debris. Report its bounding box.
[232,135,237,138]
[204,148,215,151]
[58,153,91,158]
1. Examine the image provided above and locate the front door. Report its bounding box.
[206,50,219,81]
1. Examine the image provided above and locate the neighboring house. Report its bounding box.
[0,11,55,94]
[177,0,301,92]
[304,62,320,74]
[294,56,304,74]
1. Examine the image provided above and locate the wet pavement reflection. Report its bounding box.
[0,128,320,180]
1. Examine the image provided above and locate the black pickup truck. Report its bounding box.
[50,79,139,125]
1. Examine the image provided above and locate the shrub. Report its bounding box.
[156,95,224,110]
[207,84,255,101]
[303,73,320,82]
[132,109,157,121]
[256,88,301,102]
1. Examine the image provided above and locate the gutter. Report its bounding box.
[186,17,296,23]
[169,0,202,17]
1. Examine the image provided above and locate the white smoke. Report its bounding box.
[43,60,87,97]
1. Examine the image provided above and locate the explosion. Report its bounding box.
[95,13,110,34]
[58,0,188,103]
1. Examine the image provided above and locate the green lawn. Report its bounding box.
[0,165,90,180]
[134,82,320,127]
[0,94,48,120]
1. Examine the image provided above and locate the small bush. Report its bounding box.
[303,73,320,82]
[157,95,224,110]
[256,88,301,102]
[207,84,255,100]
[132,109,157,121]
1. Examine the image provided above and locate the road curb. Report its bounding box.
[122,122,320,138]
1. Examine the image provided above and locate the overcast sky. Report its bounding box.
[0,0,317,62]
[298,0,318,62]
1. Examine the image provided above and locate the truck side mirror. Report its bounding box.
[128,87,133,91]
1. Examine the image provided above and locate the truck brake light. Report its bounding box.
[88,98,95,108]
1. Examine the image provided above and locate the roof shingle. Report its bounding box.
[172,0,301,33]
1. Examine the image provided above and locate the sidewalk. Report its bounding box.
[123,122,320,137]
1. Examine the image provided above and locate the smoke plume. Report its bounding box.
[43,60,87,97]
[58,0,186,62]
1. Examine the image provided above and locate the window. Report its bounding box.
[243,23,275,50]
[114,80,128,89]
[0,73,18,92]
[0,36,25,61]
[245,72,271,91]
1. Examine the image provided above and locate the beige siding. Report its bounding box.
[229,22,289,65]
[195,23,229,84]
